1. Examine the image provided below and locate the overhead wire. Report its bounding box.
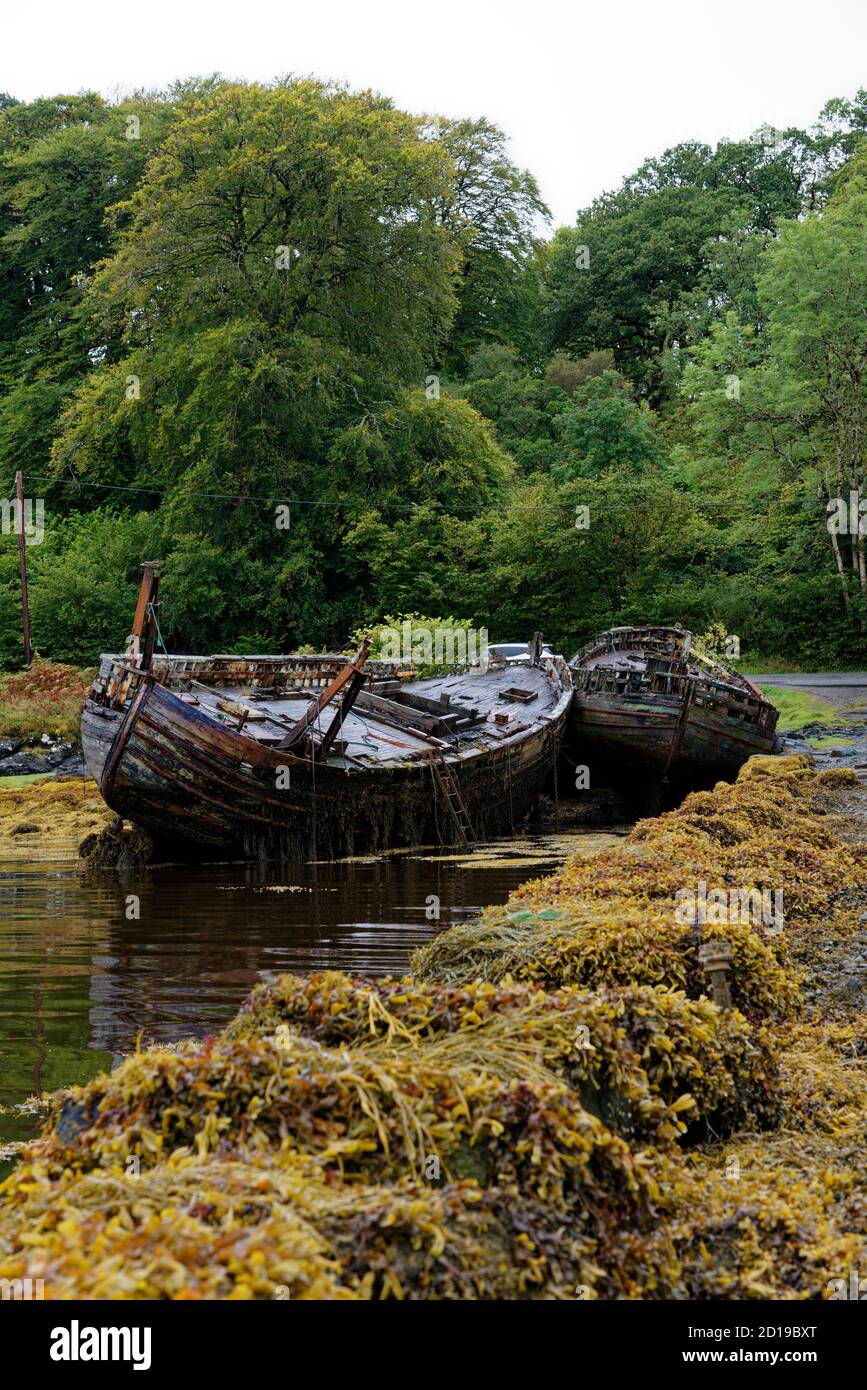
[4,471,832,516]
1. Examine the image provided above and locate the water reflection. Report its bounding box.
[0,829,621,1163]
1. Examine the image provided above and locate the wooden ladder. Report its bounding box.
[429,751,477,846]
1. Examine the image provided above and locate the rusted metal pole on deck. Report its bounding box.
[276,638,372,751]
[317,659,369,760]
[128,562,162,669]
[15,470,33,666]
[107,561,163,707]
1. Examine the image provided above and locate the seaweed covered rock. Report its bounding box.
[621,1034,867,1300]
[621,1153,866,1300]
[0,777,113,850]
[227,972,781,1144]
[735,753,813,783]
[0,1027,658,1302]
[813,767,861,791]
[412,901,797,1019]
[79,817,154,869]
[0,1154,614,1300]
[0,1157,349,1300]
[414,755,867,1015]
[1,753,863,1300]
[31,1032,652,1228]
[528,770,862,931]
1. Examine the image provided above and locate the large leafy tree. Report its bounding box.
[54,80,460,483]
[682,159,867,638]
[0,91,173,482]
[545,179,753,399]
[544,101,867,403]
[42,80,504,650]
[425,116,549,371]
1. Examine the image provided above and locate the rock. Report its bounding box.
[55,1098,92,1144]
[52,751,88,777]
[779,736,814,761]
[11,821,40,834]
[43,741,78,768]
[80,817,155,869]
[0,738,86,778]
[0,751,52,775]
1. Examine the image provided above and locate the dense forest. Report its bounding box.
[0,77,865,668]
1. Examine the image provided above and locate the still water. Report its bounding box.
[0,826,621,1167]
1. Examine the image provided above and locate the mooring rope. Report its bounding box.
[144,600,168,661]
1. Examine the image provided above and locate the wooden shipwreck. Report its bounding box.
[569,625,781,790]
[81,567,573,863]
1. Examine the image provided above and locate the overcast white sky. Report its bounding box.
[3,0,866,226]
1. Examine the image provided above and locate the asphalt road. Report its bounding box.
[747,673,867,686]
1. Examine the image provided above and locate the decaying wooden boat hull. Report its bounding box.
[82,648,572,863]
[569,626,780,788]
[571,693,778,775]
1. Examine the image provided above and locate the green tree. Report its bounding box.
[552,371,666,481]
[0,92,174,483]
[426,116,549,370]
[0,509,155,666]
[683,166,867,639]
[544,99,867,402]
[478,469,706,650]
[336,390,511,620]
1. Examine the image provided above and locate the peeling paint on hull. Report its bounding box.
[82,657,573,864]
[571,696,778,778]
[569,626,780,787]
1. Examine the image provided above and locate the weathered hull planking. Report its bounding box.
[569,626,780,788]
[82,652,573,863]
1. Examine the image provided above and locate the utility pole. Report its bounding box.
[15,470,33,666]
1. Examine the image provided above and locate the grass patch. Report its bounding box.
[0,660,92,743]
[805,735,856,751]
[0,773,55,788]
[759,685,840,730]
